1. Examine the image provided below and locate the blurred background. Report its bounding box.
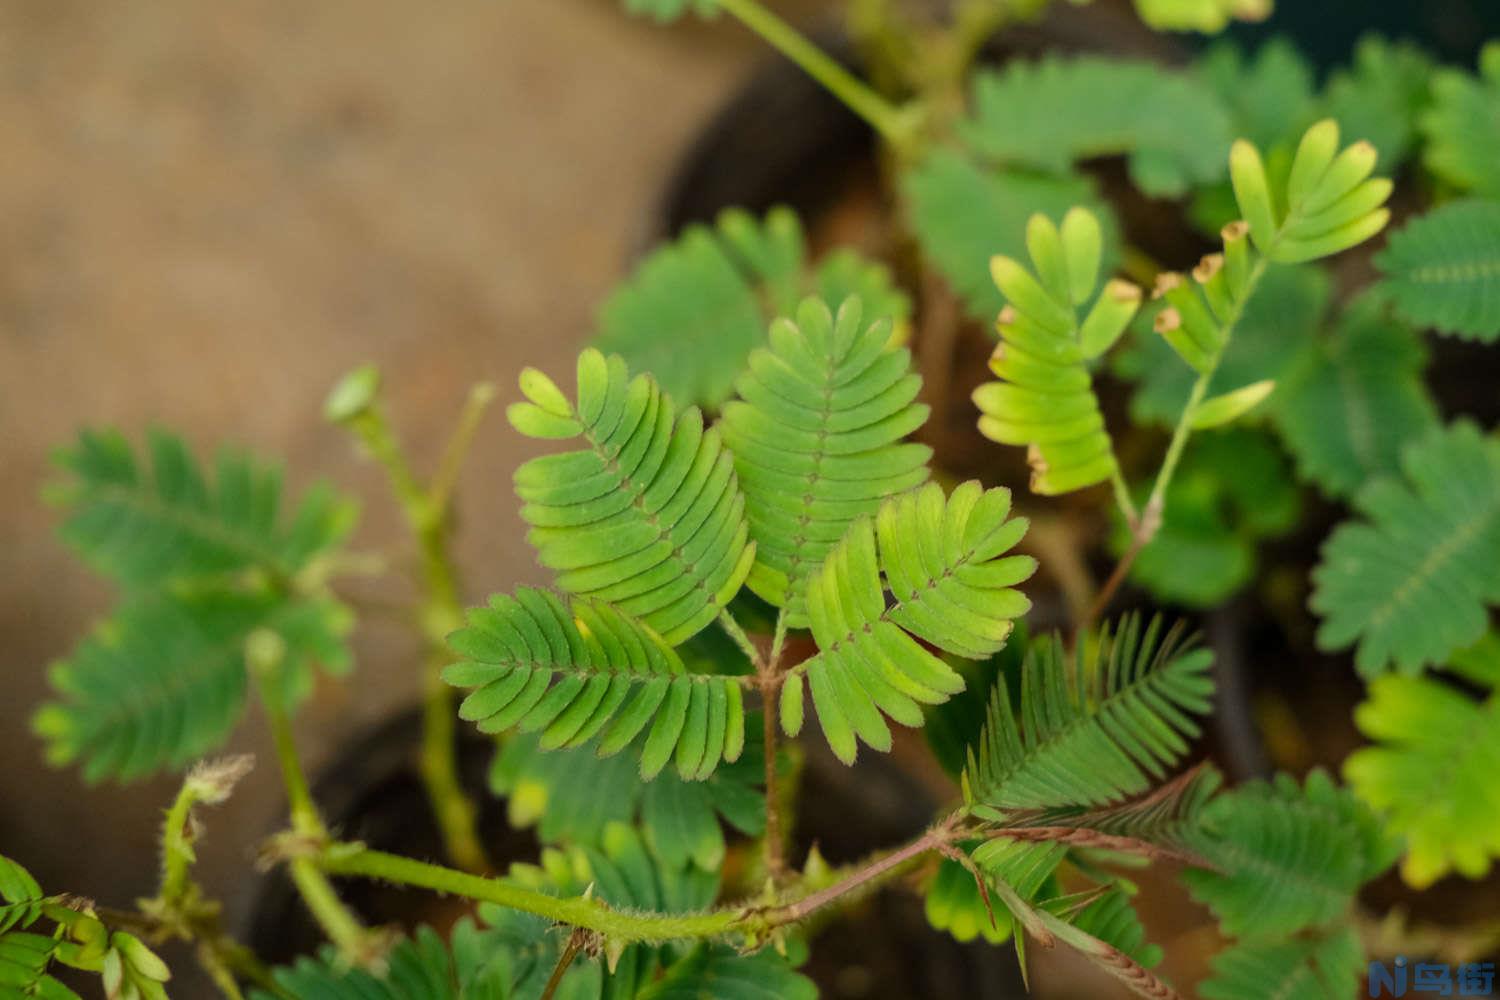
[1,1,1495,997]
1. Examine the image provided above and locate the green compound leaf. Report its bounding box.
[1183,769,1396,939]
[0,855,46,936]
[594,208,909,409]
[963,615,1214,816]
[1196,39,1316,151]
[1199,926,1364,1000]
[620,0,718,23]
[447,588,748,781]
[491,722,767,870]
[509,350,756,646]
[0,933,83,1000]
[1311,421,1500,677]
[1117,429,1298,608]
[1376,198,1500,342]
[787,480,1035,764]
[959,56,1233,198]
[1274,293,1438,498]
[1345,670,1500,889]
[721,295,930,626]
[636,944,817,1000]
[1421,41,1500,197]
[49,428,356,590]
[973,208,1140,495]
[1321,35,1435,172]
[34,587,350,783]
[903,150,1114,321]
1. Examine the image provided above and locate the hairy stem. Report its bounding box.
[251,652,375,962]
[157,781,200,907]
[343,389,490,874]
[316,817,955,945]
[715,0,915,147]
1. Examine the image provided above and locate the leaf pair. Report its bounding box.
[972,207,1140,494]
[447,589,747,781]
[1311,421,1500,676]
[781,480,1036,764]
[509,349,757,647]
[38,431,357,782]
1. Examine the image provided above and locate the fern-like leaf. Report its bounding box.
[0,933,81,1000]
[508,350,756,646]
[1273,293,1438,497]
[721,295,930,623]
[999,763,1224,862]
[962,616,1214,817]
[446,588,747,780]
[1377,199,1500,342]
[1198,927,1363,1000]
[636,944,817,1000]
[34,588,350,782]
[1345,669,1500,888]
[1196,39,1316,152]
[959,57,1232,198]
[593,208,910,409]
[1321,35,1434,171]
[903,150,1113,321]
[973,207,1141,494]
[1421,41,1500,197]
[49,429,355,590]
[1183,769,1396,938]
[0,856,46,936]
[781,481,1035,763]
[491,723,766,870]
[1311,421,1500,676]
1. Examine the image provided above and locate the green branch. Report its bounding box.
[314,819,954,946]
[328,366,491,874]
[715,0,917,147]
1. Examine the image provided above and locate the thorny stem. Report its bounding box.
[341,384,493,874]
[1085,257,1270,628]
[315,816,957,946]
[715,0,917,149]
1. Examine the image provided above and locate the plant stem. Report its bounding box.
[715,0,915,146]
[316,818,955,945]
[540,930,586,1000]
[760,676,786,881]
[1109,468,1139,530]
[343,389,491,874]
[251,649,375,962]
[760,826,947,924]
[157,781,200,907]
[319,846,739,942]
[1085,258,1270,627]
